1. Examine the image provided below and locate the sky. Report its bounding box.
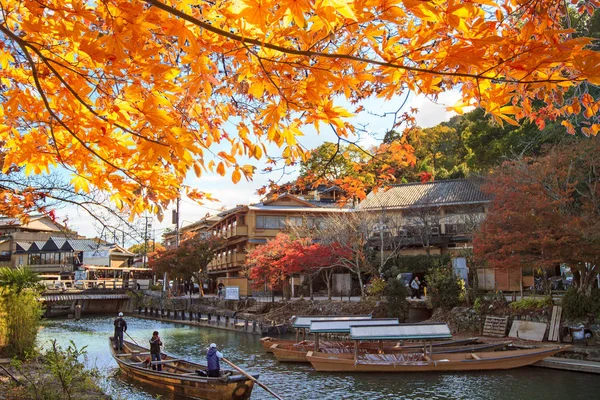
[56,91,463,246]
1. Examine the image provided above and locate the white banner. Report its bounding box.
[225,286,240,300]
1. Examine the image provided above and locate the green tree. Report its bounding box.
[128,241,165,255]
[0,267,42,359]
[0,267,42,294]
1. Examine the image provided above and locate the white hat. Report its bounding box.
[118,312,123,317]
[209,343,217,348]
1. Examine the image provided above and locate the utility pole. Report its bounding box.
[164,196,180,293]
[143,216,152,268]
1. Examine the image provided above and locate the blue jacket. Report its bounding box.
[207,348,221,371]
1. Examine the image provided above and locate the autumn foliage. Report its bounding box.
[149,234,223,284]
[0,0,598,218]
[246,233,343,297]
[473,136,600,294]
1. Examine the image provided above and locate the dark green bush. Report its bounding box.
[510,297,554,311]
[561,288,600,319]
[426,266,462,310]
[383,254,452,278]
[384,279,409,321]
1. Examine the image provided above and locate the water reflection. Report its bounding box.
[38,316,600,400]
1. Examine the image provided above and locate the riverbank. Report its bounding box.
[0,345,109,399]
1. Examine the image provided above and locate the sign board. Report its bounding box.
[225,286,240,300]
[82,250,110,266]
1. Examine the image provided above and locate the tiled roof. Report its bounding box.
[359,179,491,210]
[15,242,32,252]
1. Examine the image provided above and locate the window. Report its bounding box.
[256,216,282,229]
[306,217,324,229]
[256,216,305,229]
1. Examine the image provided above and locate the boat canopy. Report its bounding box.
[309,319,399,333]
[292,315,372,329]
[350,323,452,341]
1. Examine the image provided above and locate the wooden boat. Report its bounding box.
[270,341,510,363]
[306,346,569,372]
[261,336,479,353]
[109,337,257,400]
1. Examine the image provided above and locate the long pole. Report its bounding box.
[222,358,285,400]
[125,331,140,346]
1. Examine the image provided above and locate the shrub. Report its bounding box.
[45,340,91,400]
[366,277,387,298]
[510,297,554,311]
[1,290,42,359]
[384,279,409,321]
[383,254,452,278]
[426,266,462,310]
[562,288,600,319]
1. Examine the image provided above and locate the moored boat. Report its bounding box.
[271,341,510,363]
[262,336,480,353]
[306,346,569,372]
[109,337,257,400]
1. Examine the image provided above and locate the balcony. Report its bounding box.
[226,225,248,238]
[208,252,246,272]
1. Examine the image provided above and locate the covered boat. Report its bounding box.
[271,341,510,363]
[109,337,257,400]
[261,315,372,352]
[305,324,569,372]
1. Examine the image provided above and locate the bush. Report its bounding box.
[384,279,409,321]
[562,288,600,319]
[1,290,42,359]
[383,254,452,278]
[510,297,554,311]
[426,266,462,310]
[10,340,101,400]
[366,277,387,298]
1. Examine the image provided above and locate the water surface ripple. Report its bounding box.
[38,316,600,400]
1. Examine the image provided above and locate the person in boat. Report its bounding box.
[206,343,223,377]
[410,276,421,299]
[149,331,163,371]
[113,312,127,351]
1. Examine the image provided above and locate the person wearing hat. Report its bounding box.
[206,343,223,377]
[113,312,128,351]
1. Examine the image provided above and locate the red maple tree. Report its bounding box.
[474,137,600,295]
[247,233,345,299]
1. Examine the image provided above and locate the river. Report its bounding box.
[38,316,600,400]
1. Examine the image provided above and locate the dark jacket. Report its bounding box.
[114,317,127,333]
[150,337,162,354]
[207,348,220,371]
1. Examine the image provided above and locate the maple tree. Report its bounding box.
[149,234,222,286]
[246,233,304,299]
[0,0,598,219]
[473,137,600,295]
[294,140,416,202]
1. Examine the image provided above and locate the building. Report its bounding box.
[0,215,133,273]
[163,213,221,250]
[0,215,81,269]
[207,194,349,280]
[358,179,491,256]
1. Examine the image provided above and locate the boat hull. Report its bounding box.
[110,338,255,400]
[271,342,509,363]
[262,337,480,353]
[306,347,568,372]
